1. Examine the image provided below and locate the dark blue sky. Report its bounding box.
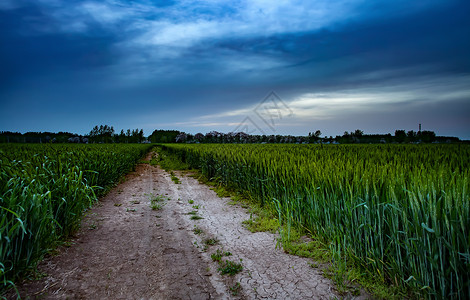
[1,0,469,138]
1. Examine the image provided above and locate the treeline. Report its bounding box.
[88,125,145,143]
[0,127,463,144]
[148,130,180,143]
[0,125,146,144]
[335,129,460,144]
[173,129,461,144]
[0,131,76,143]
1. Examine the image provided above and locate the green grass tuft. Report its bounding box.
[218,259,243,276]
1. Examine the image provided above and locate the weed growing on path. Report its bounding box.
[202,237,219,251]
[149,194,169,211]
[204,238,219,246]
[211,249,232,262]
[230,282,241,296]
[169,171,180,184]
[210,248,242,276]
[218,259,243,276]
[193,226,204,235]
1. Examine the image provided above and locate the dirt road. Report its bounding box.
[14,155,338,299]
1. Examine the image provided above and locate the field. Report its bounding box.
[159,143,469,299]
[0,143,152,291]
[1,143,468,299]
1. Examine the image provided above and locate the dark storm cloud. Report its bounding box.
[0,4,120,94]
[0,0,469,138]
[212,2,470,88]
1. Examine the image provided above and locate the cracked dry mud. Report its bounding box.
[14,155,339,299]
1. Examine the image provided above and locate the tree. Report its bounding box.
[353,129,364,137]
[314,130,322,138]
[407,130,417,142]
[87,125,115,143]
[194,133,204,142]
[149,130,181,143]
[118,129,125,143]
[308,130,322,143]
[395,130,406,143]
[418,130,436,143]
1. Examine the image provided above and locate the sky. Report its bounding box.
[0,0,469,139]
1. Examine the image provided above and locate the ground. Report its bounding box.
[12,153,341,299]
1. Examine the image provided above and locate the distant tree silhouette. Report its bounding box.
[395,130,406,143]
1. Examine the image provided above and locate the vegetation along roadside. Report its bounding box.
[156,143,469,299]
[0,143,153,296]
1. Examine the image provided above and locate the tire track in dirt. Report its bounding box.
[13,156,217,300]
[166,171,338,300]
[13,154,339,299]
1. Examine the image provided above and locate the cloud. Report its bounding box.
[10,0,453,52]
[78,2,128,24]
[193,74,470,130]
[1,0,469,138]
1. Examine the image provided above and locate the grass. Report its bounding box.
[190,215,204,220]
[212,185,231,198]
[157,143,470,299]
[149,194,169,211]
[0,143,153,294]
[151,203,163,211]
[193,226,204,235]
[242,213,278,233]
[229,282,242,296]
[149,153,158,166]
[210,249,232,262]
[169,171,181,184]
[203,237,219,246]
[210,249,243,276]
[218,259,243,276]
[201,237,219,251]
[154,146,190,171]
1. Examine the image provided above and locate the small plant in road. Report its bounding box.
[193,225,204,235]
[218,259,243,276]
[230,282,242,296]
[149,194,169,211]
[211,248,232,262]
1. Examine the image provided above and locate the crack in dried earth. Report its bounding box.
[13,155,339,299]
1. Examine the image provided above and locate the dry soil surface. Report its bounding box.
[13,154,340,299]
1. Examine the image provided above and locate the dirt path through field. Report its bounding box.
[14,153,338,299]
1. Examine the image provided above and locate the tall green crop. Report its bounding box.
[160,143,469,299]
[0,143,152,293]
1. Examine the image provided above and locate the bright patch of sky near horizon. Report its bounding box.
[0,0,469,138]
